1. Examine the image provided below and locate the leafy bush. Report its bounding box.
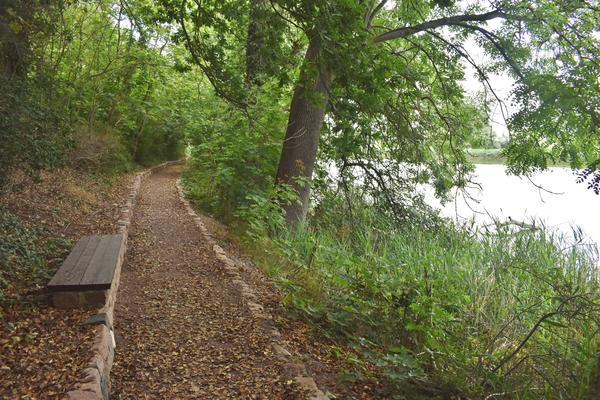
[0,77,71,187]
[182,84,289,220]
[1,2,196,187]
[236,183,298,240]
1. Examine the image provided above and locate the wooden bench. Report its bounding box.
[47,234,125,309]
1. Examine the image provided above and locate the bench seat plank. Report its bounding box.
[47,236,97,289]
[80,234,122,288]
[47,234,123,292]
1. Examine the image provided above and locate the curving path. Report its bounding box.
[111,165,297,399]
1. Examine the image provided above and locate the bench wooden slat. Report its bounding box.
[47,236,91,287]
[47,234,123,292]
[48,235,99,289]
[80,234,122,288]
[62,235,102,287]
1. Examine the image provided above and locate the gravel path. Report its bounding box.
[111,165,298,399]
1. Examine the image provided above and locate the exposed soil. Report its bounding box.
[111,166,301,399]
[0,168,135,399]
[1,168,132,240]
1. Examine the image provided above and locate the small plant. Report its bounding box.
[236,183,297,240]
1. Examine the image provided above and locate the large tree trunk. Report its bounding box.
[275,35,332,228]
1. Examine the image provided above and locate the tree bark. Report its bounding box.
[275,35,332,228]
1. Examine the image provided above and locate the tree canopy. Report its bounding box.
[154,0,599,224]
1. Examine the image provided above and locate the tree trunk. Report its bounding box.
[245,0,265,86]
[275,35,332,228]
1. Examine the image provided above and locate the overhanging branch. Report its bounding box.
[365,0,388,30]
[372,9,507,43]
[178,0,247,109]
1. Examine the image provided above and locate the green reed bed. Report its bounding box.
[249,210,599,399]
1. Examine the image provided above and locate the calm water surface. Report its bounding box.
[426,164,600,258]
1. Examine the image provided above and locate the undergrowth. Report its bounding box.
[182,173,600,400]
[0,209,71,312]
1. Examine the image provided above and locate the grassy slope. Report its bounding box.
[466,148,572,167]
[466,148,505,164]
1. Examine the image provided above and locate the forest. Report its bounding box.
[1,0,599,399]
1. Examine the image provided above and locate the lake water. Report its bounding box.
[425,164,600,260]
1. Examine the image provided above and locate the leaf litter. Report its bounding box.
[111,166,302,399]
[0,167,135,398]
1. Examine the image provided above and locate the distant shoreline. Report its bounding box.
[466,148,505,165]
[466,148,571,167]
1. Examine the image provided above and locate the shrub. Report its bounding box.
[183,84,289,220]
[0,77,71,187]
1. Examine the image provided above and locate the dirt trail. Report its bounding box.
[111,165,297,399]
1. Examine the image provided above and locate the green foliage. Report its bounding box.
[236,183,298,240]
[1,0,597,395]
[0,77,72,186]
[45,1,191,169]
[128,63,197,165]
[184,139,599,398]
[179,2,599,396]
[1,0,194,185]
[498,2,599,175]
[0,209,71,308]
[173,0,598,203]
[182,81,292,219]
[246,198,600,399]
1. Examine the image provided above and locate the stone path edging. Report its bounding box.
[175,179,329,400]
[64,160,183,400]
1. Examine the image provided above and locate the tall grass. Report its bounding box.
[182,169,600,399]
[238,196,599,399]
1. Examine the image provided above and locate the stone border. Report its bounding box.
[175,180,329,400]
[65,160,183,400]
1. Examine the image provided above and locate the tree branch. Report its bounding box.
[455,22,526,81]
[492,305,564,373]
[178,0,247,109]
[424,29,511,130]
[365,0,388,30]
[372,9,507,43]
